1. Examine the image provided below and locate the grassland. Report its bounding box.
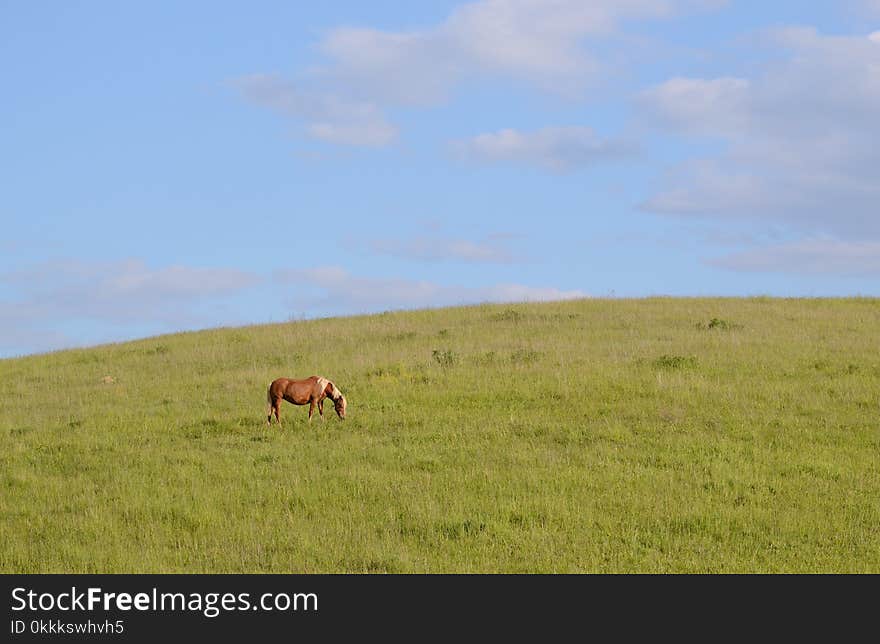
[1,297,878,573]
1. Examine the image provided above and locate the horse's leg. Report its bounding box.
[273,400,282,427]
[318,399,324,421]
[308,400,316,422]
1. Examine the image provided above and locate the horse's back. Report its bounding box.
[268,377,290,396]
[268,376,320,405]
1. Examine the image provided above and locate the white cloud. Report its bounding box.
[863,0,880,16]
[318,0,684,103]
[710,238,880,275]
[317,27,458,106]
[0,259,260,356]
[369,236,520,263]
[640,77,750,137]
[275,266,584,313]
[643,159,801,216]
[236,0,723,145]
[0,302,74,357]
[454,126,635,170]
[3,259,256,310]
[640,27,880,238]
[233,74,397,147]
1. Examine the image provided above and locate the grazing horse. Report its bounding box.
[266,375,347,425]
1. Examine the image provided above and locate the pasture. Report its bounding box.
[1,297,878,572]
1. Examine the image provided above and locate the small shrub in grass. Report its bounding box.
[491,309,526,322]
[367,364,403,378]
[653,354,698,370]
[432,349,457,367]
[509,348,541,365]
[437,519,487,540]
[472,351,497,365]
[472,348,540,366]
[388,330,417,342]
[696,318,742,331]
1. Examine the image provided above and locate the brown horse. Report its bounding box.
[266,375,347,425]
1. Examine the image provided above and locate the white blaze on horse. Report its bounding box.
[266,375,347,425]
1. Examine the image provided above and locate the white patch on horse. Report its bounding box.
[314,377,330,396]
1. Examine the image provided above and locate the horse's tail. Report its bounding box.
[266,384,273,424]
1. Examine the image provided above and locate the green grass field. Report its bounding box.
[1,297,878,572]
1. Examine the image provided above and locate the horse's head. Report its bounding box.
[334,394,347,419]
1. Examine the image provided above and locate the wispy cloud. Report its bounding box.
[709,238,880,275]
[640,27,880,238]
[640,76,750,137]
[275,265,584,314]
[453,126,635,171]
[0,259,260,356]
[861,0,880,16]
[3,259,258,314]
[236,0,723,145]
[316,0,684,105]
[368,235,521,263]
[233,74,397,147]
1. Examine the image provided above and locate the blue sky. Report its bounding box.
[2,1,879,357]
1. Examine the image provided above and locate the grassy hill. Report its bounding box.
[1,297,878,573]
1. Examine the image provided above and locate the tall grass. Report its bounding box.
[1,298,878,572]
